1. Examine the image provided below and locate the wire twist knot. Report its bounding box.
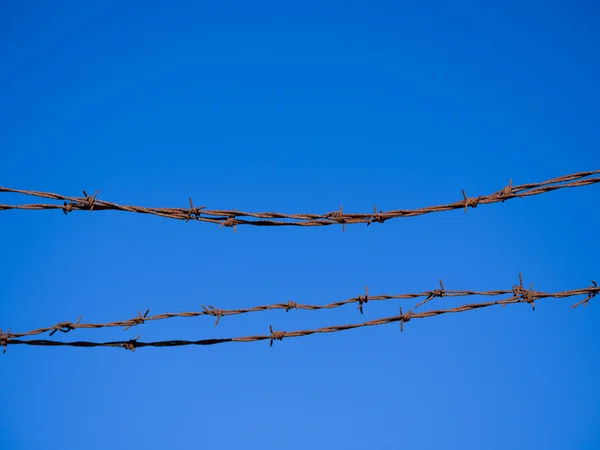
[285,301,298,312]
[82,190,99,211]
[357,286,369,314]
[62,201,74,215]
[122,335,141,352]
[186,197,206,223]
[399,308,411,332]
[512,273,535,310]
[416,280,445,309]
[269,325,285,347]
[462,189,481,213]
[219,217,238,232]
[124,310,150,331]
[367,205,386,226]
[49,316,82,336]
[327,205,347,231]
[202,305,224,326]
[500,179,513,203]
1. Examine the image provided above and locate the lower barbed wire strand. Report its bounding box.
[3,286,597,352]
[4,279,598,341]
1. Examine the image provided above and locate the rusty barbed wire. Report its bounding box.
[3,279,597,352]
[2,278,597,353]
[1,170,599,229]
[2,275,580,339]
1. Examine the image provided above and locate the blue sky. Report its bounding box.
[1,1,599,449]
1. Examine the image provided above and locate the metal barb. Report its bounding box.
[357,286,369,314]
[82,189,100,212]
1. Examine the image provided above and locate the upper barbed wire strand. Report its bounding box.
[1,170,599,228]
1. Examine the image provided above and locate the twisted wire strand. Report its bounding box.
[1,170,599,228]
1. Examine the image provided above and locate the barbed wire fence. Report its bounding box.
[1,169,599,353]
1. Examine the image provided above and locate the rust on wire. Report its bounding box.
[2,170,599,229]
[6,282,595,352]
[3,279,598,347]
[3,280,548,339]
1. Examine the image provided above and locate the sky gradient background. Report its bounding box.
[1,1,599,449]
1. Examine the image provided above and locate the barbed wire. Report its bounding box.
[6,275,589,339]
[1,280,499,338]
[2,278,596,353]
[1,170,599,229]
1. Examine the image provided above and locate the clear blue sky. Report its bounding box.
[1,1,599,449]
